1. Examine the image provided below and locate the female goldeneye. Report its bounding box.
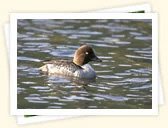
[39,45,102,79]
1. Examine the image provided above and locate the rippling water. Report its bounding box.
[17,19,152,109]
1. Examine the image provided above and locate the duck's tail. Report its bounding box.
[39,65,48,72]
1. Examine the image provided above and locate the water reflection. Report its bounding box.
[17,19,152,109]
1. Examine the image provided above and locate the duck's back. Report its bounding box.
[39,60,82,76]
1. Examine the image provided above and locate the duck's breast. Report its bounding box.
[74,64,96,79]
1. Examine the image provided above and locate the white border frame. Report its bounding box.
[10,13,158,115]
[90,3,151,12]
[17,115,77,124]
[15,4,161,124]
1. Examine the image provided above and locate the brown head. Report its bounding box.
[73,45,102,66]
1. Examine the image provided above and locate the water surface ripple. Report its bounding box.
[17,19,152,109]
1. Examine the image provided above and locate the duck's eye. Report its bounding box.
[85,52,89,55]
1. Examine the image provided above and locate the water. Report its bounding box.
[17,19,152,109]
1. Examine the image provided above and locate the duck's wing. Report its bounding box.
[40,60,82,74]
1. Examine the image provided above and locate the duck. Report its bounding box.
[39,44,102,79]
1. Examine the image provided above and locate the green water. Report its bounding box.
[17,19,152,109]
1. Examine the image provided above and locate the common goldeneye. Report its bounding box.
[39,45,102,79]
